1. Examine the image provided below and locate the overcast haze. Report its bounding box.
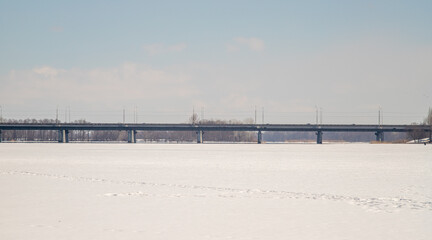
[1,1,431,124]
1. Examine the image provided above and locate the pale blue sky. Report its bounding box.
[1,1,431,123]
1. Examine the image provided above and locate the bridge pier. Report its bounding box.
[316,131,323,144]
[257,131,262,144]
[197,130,203,143]
[375,131,384,142]
[429,128,431,143]
[128,130,137,143]
[0,130,2,142]
[58,130,69,143]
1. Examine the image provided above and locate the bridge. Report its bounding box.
[0,123,430,144]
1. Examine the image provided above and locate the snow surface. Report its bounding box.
[1,143,431,239]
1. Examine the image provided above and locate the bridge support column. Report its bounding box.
[316,131,323,144]
[197,130,203,143]
[429,128,431,143]
[58,130,62,143]
[58,130,69,143]
[257,131,262,144]
[128,130,137,143]
[0,130,2,143]
[375,131,384,142]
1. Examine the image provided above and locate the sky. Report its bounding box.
[1,0,431,124]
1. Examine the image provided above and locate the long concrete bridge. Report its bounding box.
[1,123,430,144]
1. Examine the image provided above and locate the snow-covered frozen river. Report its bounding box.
[1,143,431,239]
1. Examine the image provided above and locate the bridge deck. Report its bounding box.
[0,123,430,132]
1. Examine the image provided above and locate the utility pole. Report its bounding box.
[134,106,137,123]
[378,107,382,127]
[320,107,323,125]
[56,106,59,124]
[254,106,257,124]
[378,107,380,126]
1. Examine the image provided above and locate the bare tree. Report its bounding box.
[189,113,199,124]
[407,123,427,142]
[424,108,432,142]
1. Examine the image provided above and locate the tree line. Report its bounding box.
[407,108,432,142]
[0,116,256,142]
